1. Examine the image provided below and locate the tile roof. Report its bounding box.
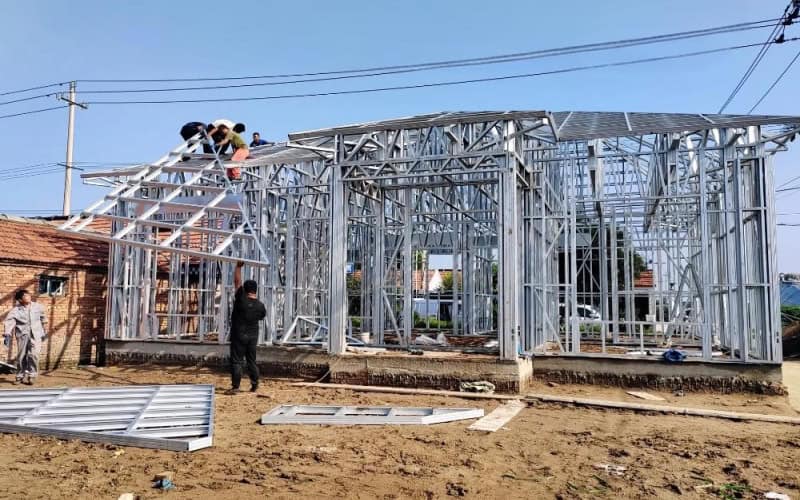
[634,270,654,289]
[0,217,108,268]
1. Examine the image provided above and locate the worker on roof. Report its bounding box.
[228,261,266,394]
[250,132,269,148]
[3,289,47,385]
[179,122,214,154]
[213,123,249,180]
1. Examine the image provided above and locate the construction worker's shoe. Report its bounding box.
[249,384,258,393]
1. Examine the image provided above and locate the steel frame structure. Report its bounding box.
[260,405,484,425]
[0,384,214,451]
[61,110,800,364]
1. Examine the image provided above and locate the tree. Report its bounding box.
[439,271,462,292]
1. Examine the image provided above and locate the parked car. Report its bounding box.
[559,303,602,322]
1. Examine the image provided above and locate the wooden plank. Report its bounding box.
[294,383,800,426]
[292,382,520,401]
[524,394,800,425]
[468,400,525,432]
[626,391,666,401]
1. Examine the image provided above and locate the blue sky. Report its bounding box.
[0,0,798,270]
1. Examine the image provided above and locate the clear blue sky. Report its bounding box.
[0,0,798,269]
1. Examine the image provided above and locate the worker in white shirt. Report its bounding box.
[3,289,47,385]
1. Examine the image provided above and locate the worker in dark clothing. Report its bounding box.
[229,261,266,393]
[179,122,213,154]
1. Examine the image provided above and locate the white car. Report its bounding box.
[559,303,602,322]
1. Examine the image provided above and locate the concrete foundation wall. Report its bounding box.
[104,341,785,394]
[105,341,531,392]
[534,355,785,395]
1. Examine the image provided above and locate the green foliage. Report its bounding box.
[441,271,454,291]
[413,250,427,268]
[413,312,452,329]
[346,273,361,292]
[717,482,749,500]
[782,305,800,327]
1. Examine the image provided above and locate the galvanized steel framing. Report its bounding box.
[0,384,214,451]
[260,405,484,425]
[60,110,800,364]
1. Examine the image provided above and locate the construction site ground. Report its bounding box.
[1,364,799,500]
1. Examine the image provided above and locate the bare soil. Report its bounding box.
[1,365,799,499]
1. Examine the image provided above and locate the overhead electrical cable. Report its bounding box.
[81,41,796,106]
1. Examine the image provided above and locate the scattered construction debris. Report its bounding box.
[460,381,496,393]
[0,385,215,451]
[626,390,666,401]
[295,382,800,425]
[260,405,483,425]
[293,382,518,400]
[468,400,525,432]
[524,393,800,425]
[764,492,791,500]
[593,463,627,476]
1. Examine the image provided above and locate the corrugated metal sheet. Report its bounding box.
[288,111,550,140]
[551,111,800,140]
[289,110,800,142]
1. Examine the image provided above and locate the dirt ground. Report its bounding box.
[1,365,799,500]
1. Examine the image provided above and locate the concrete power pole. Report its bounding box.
[59,82,86,216]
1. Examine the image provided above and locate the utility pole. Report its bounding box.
[59,81,87,216]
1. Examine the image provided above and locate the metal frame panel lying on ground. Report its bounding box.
[261,405,484,425]
[0,384,215,451]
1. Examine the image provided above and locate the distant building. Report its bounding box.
[0,216,108,368]
[781,273,800,306]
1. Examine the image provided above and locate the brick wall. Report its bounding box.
[0,261,106,368]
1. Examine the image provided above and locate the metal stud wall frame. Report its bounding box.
[62,110,800,364]
[0,384,215,451]
[261,405,484,425]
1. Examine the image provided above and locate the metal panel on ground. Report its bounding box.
[0,384,214,451]
[260,405,484,425]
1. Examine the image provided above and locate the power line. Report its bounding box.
[75,20,779,95]
[0,105,69,120]
[0,19,783,110]
[0,161,132,174]
[0,167,65,182]
[0,82,70,97]
[748,47,800,113]
[0,209,74,215]
[80,18,779,84]
[777,173,800,190]
[81,41,793,106]
[718,2,794,112]
[0,92,59,106]
[0,18,777,108]
[0,164,65,176]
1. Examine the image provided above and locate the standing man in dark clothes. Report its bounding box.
[229,261,266,393]
[179,122,213,154]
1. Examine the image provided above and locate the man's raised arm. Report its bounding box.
[234,261,244,290]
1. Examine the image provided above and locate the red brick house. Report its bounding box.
[0,216,108,368]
